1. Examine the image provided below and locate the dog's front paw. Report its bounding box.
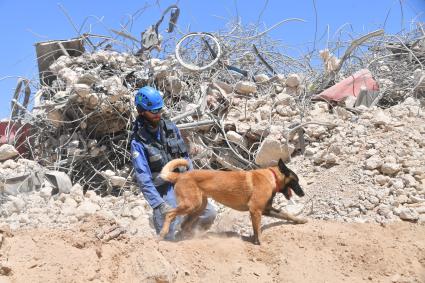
[159,230,168,239]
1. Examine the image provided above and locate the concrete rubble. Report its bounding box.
[1,19,425,235]
[1,97,424,233]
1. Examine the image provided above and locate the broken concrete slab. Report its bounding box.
[255,137,294,167]
[0,144,19,161]
[45,171,73,194]
[235,81,257,95]
[285,73,301,88]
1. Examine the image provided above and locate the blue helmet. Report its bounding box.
[135,86,163,111]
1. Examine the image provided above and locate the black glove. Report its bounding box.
[157,202,172,216]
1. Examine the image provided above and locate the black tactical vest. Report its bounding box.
[133,117,188,189]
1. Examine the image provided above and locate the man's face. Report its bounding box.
[141,109,162,124]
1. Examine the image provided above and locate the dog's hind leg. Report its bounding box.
[160,203,198,239]
[160,200,204,239]
[159,209,179,238]
[264,207,308,224]
[180,197,208,237]
[249,209,262,245]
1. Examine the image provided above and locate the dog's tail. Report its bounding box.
[160,158,189,183]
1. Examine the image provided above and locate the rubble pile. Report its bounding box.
[296,98,425,224]
[1,17,425,233]
[1,97,424,234]
[5,23,422,194]
[0,146,154,235]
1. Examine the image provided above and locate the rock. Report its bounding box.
[101,169,116,178]
[365,148,378,158]
[380,163,401,176]
[76,73,99,85]
[399,208,419,221]
[235,122,250,135]
[322,153,338,165]
[364,157,383,170]
[120,207,132,217]
[40,186,53,200]
[254,74,269,83]
[2,159,18,169]
[275,93,294,107]
[63,197,78,208]
[84,190,97,199]
[110,176,126,187]
[305,125,328,139]
[72,84,91,98]
[372,110,391,126]
[70,184,84,203]
[76,201,100,219]
[0,144,19,161]
[304,147,318,156]
[249,121,270,137]
[401,174,417,187]
[58,68,78,84]
[258,105,272,120]
[368,195,380,205]
[409,195,425,203]
[374,175,389,186]
[377,205,392,217]
[285,73,301,87]
[235,81,257,94]
[130,206,143,219]
[226,131,248,148]
[334,107,353,120]
[255,138,295,167]
[86,93,99,108]
[9,196,26,213]
[96,209,116,221]
[390,179,405,190]
[103,76,127,97]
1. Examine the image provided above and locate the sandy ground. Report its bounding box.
[0,215,424,283]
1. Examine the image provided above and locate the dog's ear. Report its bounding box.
[278,159,291,176]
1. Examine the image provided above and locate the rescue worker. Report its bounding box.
[131,86,216,240]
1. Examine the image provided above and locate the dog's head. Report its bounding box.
[277,159,305,200]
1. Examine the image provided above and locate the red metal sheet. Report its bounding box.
[316,69,379,101]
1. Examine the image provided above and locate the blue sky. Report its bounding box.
[0,0,424,119]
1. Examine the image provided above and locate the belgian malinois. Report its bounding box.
[159,158,308,245]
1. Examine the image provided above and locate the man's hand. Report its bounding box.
[157,202,173,216]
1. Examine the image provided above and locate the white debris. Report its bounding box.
[285,73,301,88]
[254,74,269,83]
[235,81,257,94]
[226,131,248,148]
[110,176,126,187]
[0,144,19,161]
[255,138,294,167]
[399,207,419,221]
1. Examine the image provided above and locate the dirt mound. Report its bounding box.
[1,217,424,283]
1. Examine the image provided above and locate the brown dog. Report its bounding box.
[159,158,308,245]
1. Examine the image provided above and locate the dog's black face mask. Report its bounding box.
[278,159,305,199]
